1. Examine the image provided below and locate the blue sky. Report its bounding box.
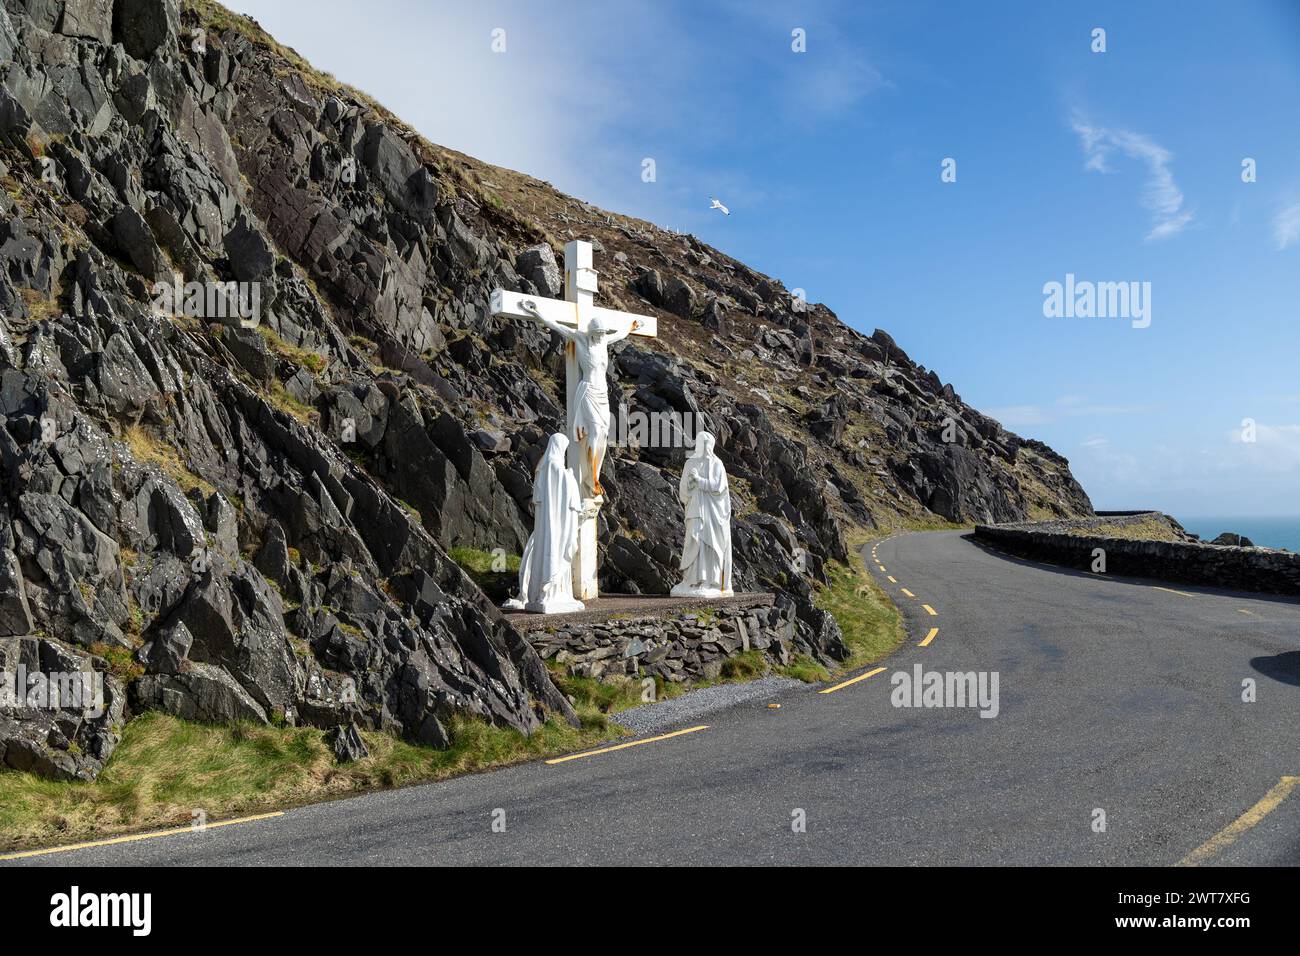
[228,0,1300,517]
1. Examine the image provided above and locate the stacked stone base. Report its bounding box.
[524,597,796,684]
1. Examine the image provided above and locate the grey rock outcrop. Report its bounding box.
[329,721,368,762]
[112,0,179,61]
[1211,532,1255,548]
[0,636,126,780]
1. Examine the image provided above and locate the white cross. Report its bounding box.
[490,242,657,344]
[489,240,658,600]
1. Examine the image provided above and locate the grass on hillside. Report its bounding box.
[1058,517,1183,542]
[258,326,327,374]
[18,287,61,323]
[0,707,620,853]
[449,546,519,604]
[449,546,520,575]
[267,379,315,424]
[123,425,217,497]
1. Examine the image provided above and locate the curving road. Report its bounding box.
[5,531,1299,866]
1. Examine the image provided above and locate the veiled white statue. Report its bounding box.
[672,431,734,598]
[503,434,585,614]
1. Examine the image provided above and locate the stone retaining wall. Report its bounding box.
[524,597,802,684]
[973,520,1300,596]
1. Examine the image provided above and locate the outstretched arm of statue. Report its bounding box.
[521,300,578,342]
[605,318,640,344]
[538,312,579,342]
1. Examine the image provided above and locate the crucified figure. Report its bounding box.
[524,302,640,499]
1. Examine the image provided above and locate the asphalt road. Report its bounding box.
[7,531,1299,866]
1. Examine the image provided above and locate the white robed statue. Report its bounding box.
[672,431,734,598]
[503,434,585,613]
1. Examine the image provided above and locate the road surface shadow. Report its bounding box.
[1251,651,1300,686]
[962,533,1300,609]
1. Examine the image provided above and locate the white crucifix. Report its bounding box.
[490,240,658,601]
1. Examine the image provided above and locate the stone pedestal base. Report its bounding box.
[526,598,585,614]
[670,583,735,599]
[501,597,586,615]
[514,593,795,684]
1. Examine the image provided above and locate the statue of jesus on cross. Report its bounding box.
[490,240,658,601]
[520,308,638,499]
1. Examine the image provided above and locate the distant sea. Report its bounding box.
[1178,516,1300,552]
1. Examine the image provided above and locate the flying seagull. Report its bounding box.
[709,198,730,216]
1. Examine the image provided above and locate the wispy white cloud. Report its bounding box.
[226,0,888,238]
[984,404,1051,429]
[1227,422,1300,471]
[1070,113,1194,242]
[1074,433,1146,485]
[1072,422,1300,514]
[986,396,1159,431]
[789,58,888,116]
[718,0,890,119]
[1272,202,1300,251]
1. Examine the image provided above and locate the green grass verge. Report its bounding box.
[0,542,907,852]
[550,666,687,715]
[883,516,974,533]
[0,708,617,853]
[814,543,906,674]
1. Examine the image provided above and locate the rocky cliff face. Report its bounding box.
[0,0,1092,779]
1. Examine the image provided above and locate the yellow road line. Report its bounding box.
[545,725,708,764]
[878,566,886,573]
[1152,585,1195,598]
[922,604,937,616]
[900,588,915,598]
[1238,609,1254,616]
[919,627,938,647]
[887,576,897,584]
[1178,776,1299,866]
[819,666,887,695]
[0,811,285,861]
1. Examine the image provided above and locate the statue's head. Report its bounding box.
[586,317,612,342]
[691,431,716,458]
[546,432,570,458]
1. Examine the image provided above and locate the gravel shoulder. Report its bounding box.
[612,675,804,735]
